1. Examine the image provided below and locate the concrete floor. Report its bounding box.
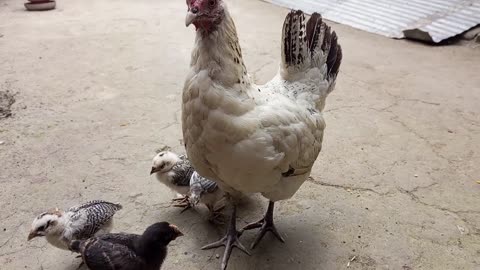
[1,0,480,269]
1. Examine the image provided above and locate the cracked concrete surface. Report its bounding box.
[1,0,479,269]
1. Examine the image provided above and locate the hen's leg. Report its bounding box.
[207,204,227,225]
[242,201,285,249]
[202,204,250,270]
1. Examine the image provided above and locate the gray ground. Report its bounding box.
[1,0,479,269]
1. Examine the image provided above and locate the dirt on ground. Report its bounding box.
[0,0,479,269]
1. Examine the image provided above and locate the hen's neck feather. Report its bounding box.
[191,10,250,87]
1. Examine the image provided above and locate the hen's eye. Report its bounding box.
[209,0,216,7]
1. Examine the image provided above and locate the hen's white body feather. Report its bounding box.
[182,7,340,201]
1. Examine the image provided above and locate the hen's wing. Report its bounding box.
[68,201,122,239]
[221,11,341,195]
[253,10,342,174]
[81,237,145,270]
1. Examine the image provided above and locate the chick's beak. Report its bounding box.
[27,231,38,241]
[169,224,184,237]
[150,167,158,175]
[185,10,197,27]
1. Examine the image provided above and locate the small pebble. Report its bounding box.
[0,141,4,145]
[129,192,143,199]
[215,254,220,259]
[414,174,418,178]
[184,252,188,255]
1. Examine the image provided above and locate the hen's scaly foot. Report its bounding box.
[242,201,285,249]
[201,206,250,270]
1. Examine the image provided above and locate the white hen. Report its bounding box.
[182,1,342,268]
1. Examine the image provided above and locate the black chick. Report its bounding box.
[70,222,183,270]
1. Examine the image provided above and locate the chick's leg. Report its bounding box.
[172,195,193,213]
[242,201,285,249]
[202,203,250,270]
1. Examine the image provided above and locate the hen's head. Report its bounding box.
[185,0,225,31]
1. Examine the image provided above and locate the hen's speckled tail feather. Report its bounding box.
[282,10,342,81]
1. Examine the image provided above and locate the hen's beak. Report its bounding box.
[27,231,39,241]
[150,167,159,175]
[185,11,197,27]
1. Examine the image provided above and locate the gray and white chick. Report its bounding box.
[189,171,225,215]
[28,200,122,250]
[150,151,192,198]
[150,151,225,216]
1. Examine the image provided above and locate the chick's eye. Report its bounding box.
[209,0,216,7]
[37,225,45,231]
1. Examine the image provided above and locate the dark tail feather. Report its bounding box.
[306,12,342,79]
[282,10,342,79]
[281,10,308,69]
[306,13,322,56]
[325,30,340,77]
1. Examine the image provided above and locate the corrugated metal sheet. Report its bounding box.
[263,0,480,43]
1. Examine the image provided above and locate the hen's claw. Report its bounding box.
[201,206,250,270]
[242,201,285,249]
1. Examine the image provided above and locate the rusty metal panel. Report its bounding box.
[264,0,480,42]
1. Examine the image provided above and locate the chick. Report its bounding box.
[190,171,226,222]
[151,151,193,209]
[28,200,122,250]
[151,151,225,218]
[69,222,183,270]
